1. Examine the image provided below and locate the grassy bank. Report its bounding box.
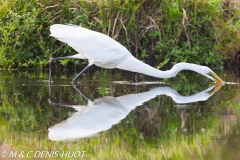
[0,0,239,69]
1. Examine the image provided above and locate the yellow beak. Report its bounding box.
[210,72,225,83]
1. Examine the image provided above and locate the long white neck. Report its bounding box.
[116,56,210,79]
[116,86,214,110]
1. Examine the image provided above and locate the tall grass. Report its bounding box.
[0,0,239,69]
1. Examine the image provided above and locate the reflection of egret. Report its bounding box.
[49,24,223,84]
[48,83,223,141]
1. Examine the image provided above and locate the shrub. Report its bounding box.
[0,0,239,69]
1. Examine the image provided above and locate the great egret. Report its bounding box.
[48,83,223,141]
[49,24,223,84]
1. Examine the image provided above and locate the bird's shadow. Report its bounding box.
[47,82,223,141]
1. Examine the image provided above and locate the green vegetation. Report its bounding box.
[0,0,240,69]
[0,70,239,159]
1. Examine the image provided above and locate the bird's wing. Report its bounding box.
[50,24,129,67]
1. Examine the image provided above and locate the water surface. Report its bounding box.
[0,69,239,160]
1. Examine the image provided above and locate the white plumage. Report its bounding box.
[48,84,222,141]
[49,24,223,84]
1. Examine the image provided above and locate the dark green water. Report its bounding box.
[0,69,239,160]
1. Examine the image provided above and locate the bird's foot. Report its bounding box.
[48,98,55,106]
[72,79,78,84]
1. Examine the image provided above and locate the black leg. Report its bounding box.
[72,84,91,101]
[49,58,55,84]
[48,82,61,106]
[48,81,90,106]
[72,63,92,84]
[49,56,73,84]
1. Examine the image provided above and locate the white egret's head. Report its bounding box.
[200,66,224,83]
[172,63,224,83]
